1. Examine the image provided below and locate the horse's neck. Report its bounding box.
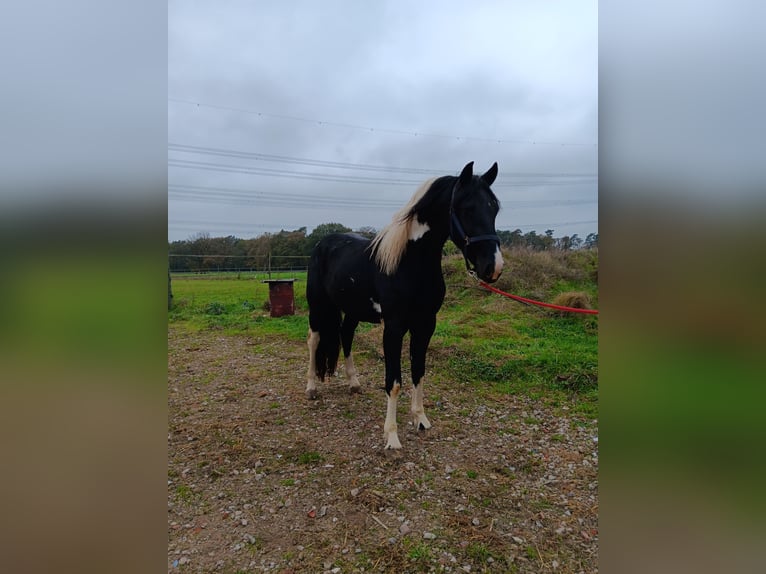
[422,191,452,250]
[407,207,451,261]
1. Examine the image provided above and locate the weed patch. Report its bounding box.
[296,451,323,465]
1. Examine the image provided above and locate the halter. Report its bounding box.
[449,183,500,271]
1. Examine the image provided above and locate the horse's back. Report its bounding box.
[309,233,371,277]
[308,233,381,322]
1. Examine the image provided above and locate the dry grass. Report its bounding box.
[549,292,593,316]
[443,247,597,301]
[494,248,594,298]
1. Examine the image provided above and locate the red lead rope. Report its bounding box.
[478,281,600,315]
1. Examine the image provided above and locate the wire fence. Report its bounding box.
[169,254,310,279]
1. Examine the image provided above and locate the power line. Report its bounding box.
[168,218,598,235]
[168,183,596,211]
[168,194,392,211]
[169,183,402,205]
[514,220,598,230]
[168,159,421,186]
[169,183,401,204]
[169,220,294,230]
[169,143,437,175]
[168,254,309,259]
[168,97,598,147]
[168,143,598,178]
[168,158,597,188]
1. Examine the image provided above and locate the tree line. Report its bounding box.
[168,223,597,273]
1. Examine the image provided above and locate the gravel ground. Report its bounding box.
[168,326,598,573]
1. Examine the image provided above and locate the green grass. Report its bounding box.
[296,451,323,464]
[466,542,494,562]
[175,484,194,502]
[168,250,598,417]
[169,272,308,338]
[406,541,433,563]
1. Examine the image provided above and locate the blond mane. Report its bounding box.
[369,177,437,275]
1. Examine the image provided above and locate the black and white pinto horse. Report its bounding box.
[305,161,503,449]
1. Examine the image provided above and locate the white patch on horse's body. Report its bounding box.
[345,355,360,392]
[492,245,504,281]
[410,382,431,430]
[370,298,382,314]
[305,330,320,399]
[384,382,402,449]
[408,219,430,241]
[349,276,355,283]
[369,177,437,275]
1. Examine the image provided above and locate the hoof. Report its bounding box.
[349,384,361,394]
[306,389,318,400]
[384,431,402,450]
[412,414,432,431]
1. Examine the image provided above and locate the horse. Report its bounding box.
[305,161,503,449]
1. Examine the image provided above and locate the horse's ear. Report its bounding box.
[481,162,498,186]
[458,162,474,187]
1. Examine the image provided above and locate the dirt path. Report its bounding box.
[168,327,598,573]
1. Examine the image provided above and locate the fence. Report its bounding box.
[168,254,311,278]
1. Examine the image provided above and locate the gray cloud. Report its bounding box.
[169,0,598,240]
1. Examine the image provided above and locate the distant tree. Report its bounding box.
[524,230,545,250]
[305,223,352,253]
[584,232,599,249]
[188,232,214,271]
[271,228,308,267]
[243,235,271,269]
[497,229,513,247]
[542,229,555,250]
[503,229,525,247]
[555,235,571,250]
[168,239,194,272]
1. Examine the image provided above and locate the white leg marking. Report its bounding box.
[345,355,360,392]
[384,382,402,449]
[409,219,430,241]
[305,330,320,399]
[492,245,504,281]
[370,298,382,314]
[410,382,432,430]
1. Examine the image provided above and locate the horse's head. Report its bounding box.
[450,161,503,283]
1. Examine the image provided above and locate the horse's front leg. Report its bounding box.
[410,315,436,431]
[382,321,406,449]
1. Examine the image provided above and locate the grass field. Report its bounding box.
[169,249,598,412]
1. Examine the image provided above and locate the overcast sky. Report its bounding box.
[168,0,598,242]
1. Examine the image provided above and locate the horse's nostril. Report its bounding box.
[483,263,495,279]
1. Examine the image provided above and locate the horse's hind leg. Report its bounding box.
[306,329,320,400]
[341,316,360,393]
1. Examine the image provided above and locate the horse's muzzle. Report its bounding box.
[479,263,502,283]
[478,245,504,283]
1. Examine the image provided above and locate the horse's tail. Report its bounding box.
[306,243,341,380]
